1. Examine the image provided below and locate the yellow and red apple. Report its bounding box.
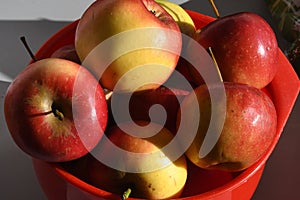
[86,121,187,199]
[75,0,182,92]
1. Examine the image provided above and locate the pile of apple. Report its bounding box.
[4,0,279,199]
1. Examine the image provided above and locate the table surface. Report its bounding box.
[0,0,299,199]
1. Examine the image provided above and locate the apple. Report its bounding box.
[174,58,198,86]
[75,0,182,92]
[178,82,277,171]
[192,12,278,89]
[86,121,187,199]
[181,160,233,197]
[4,58,108,162]
[154,0,199,88]
[107,86,190,133]
[51,44,81,64]
[155,0,196,37]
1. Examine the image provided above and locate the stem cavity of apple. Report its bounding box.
[150,8,162,19]
[208,0,220,18]
[20,36,38,62]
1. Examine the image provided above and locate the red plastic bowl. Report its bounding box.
[32,10,300,200]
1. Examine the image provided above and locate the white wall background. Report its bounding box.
[0,0,190,21]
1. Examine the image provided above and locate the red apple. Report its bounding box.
[108,86,190,133]
[86,121,187,199]
[178,82,277,171]
[192,12,278,89]
[174,57,199,87]
[75,0,182,92]
[4,58,108,162]
[51,44,81,64]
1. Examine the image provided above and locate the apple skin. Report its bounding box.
[155,0,196,37]
[75,0,182,92]
[51,44,81,64]
[4,58,108,162]
[179,82,277,171]
[193,12,278,89]
[86,121,187,199]
[107,86,189,133]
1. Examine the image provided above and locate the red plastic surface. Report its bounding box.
[32,10,300,200]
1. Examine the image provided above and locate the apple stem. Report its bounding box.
[20,36,38,62]
[53,109,64,121]
[51,103,64,121]
[208,0,220,18]
[105,90,113,100]
[208,47,223,82]
[122,188,132,200]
